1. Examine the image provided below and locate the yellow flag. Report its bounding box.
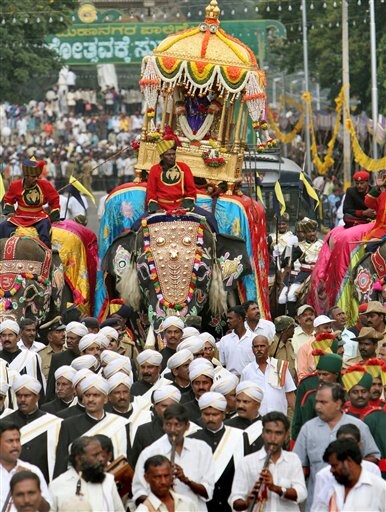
[0,174,5,202]
[256,172,265,206]
[300,172,320,209]
[69,175,96,205]
[274,180,286,216]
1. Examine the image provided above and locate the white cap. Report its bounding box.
[79,334,99,352]
[236,381,264,402]
[100,350,122,365]
[198,391,227,411]
[0,380,10,396]
[79,374,109,395]
[107,372,133,393]
[71,355,98,371]
[54,365,76,382]
[0,319,20,335]
[199,332,216,347]
[137,349,162,366]
[12,375,41,395]
[167,349,193,370]
[189,359,215,382]
[95,332,110,349]
[177,336,205,354]
[181,327,200,339]
[66,321,89,337]
[153,385,181,404]
[257,319,276,344]
[72,368,93,388]
[313,315,333,328]
[100,326,119,341]
[160,316,184,332]
[211,370,239,395]
[103,357,132,379]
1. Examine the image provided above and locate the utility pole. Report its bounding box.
[342,0,351,190]
[369,0,378,159]
[301,0,311,176]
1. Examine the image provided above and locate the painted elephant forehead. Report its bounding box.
[113,245,131,277]
[147,220,201,305]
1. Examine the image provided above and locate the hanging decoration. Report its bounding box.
[345,114,386,172]
[267,109,304,144]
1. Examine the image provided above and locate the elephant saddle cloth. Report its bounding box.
[371,247,386,279]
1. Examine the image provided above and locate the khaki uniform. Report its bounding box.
[269,335,297,380]
[39,345,64,379]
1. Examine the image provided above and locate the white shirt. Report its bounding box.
[17,340,45,353]
[311,460,382,511]
[241,357,296,415]
[341,328,358,361]
[292,325,314,357]
[0,459,52,512]
[230,447,307,511]
[312,467,386,511]
[133,434,215,511]
[59,194,88,219]
[218,329,255,377]
[134,490,198,511]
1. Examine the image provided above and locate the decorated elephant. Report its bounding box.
[351,243,386,310]
[102,211,252,333]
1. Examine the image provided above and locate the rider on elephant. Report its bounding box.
[363,170,386,251]
[343,170,375,228]
[0,158,60,248]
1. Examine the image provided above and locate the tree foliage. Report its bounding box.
[0,0,77,103]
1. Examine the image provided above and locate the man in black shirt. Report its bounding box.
[343,170,374,228]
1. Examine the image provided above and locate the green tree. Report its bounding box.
[0,0,77,102]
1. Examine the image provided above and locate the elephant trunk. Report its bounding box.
[209,260,227,317]
[116,259,142,311]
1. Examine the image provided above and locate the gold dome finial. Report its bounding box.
[205,0,221,20]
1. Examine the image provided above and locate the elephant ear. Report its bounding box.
[102,231,137,274]
[216,233,252,290]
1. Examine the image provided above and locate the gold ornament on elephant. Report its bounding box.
[148,222,199,304]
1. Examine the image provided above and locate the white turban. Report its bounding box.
[198,391,227,411]
[100,326,119,341]
[54,365,76,382]
[189,359,215,382]
[72,368,93,388]
[66,321,89,337]
[236,380,264,402]
[167,349,193,370]
[103,357,132,379]
[100,350,122,365]
[79,374,109,395]
[71,355,98,371]
[199,332,216,347]
[137,349,162,366]
[79,334,99,352]
[211,370,239,395]
[107,372,133,393]
[12,375,41,395]
[0,380,10,396]
[181,327,200,340]
[257,319,276,344]
[160,316,184,332]
[177,336,205,355]
[95,332,110,349]
[153,385,181,404]
[0,319,20,335]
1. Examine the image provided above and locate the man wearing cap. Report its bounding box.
[365,358,385,407]
[362,301,386,351]
[78,333,105,361]
[270,316,296,380]
[291,352,343,442]
[6,375,62,482]
[177,336,206,359]
[268,212,293,270]
[166,348,194,398]
[292,305,315,357]
[17,320,45,353]
[46,321,89,401]
[54,374,129,478]
[38,317,66,380]
[57,368,93,419]
[345,326,383,367]
[159,316,184,370]
[131,349,171,399]
[189,392,244,512]
[211,370,239,419]
[225,381,264,455]
[146,137,196,213]
[0,158,60,248]
[184,360,215,422]
[105,371,133,419]
[328,305,358,361]
[0,382,13,418]
[342,170,374,228]
[41,366,76,415]
[0,320,46,395]
[342,365,378,420]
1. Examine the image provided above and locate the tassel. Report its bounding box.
[116,258,142,311]
[144,324,156,349]
[209,260,227,317]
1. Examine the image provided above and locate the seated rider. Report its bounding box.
[0,158,60,249]
[342,170,375,228]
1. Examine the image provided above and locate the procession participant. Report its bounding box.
[54,374,129,478]
[341,365,378,419]
[0,422,51,512]
[103,355,132,380]
[46,320,89,401]
[364,358,385,407]
[132,403,215,511]
[293,382,380,507]
[225,381,264,455]
[105,371,133,419]
[312,424,382,511]
[129,385,182,469]
[0,382,14,418]
[6,375,62,482]
[363,170,386,250]
[270,316,297,380]
[362,301,386,349]
[49,436,124,512]
[176,336,205,359]
[17,320,45,353]
[189,392,244,512]
[135,455,198,512]
[81,317,99,334]
[321,439,386,510]
[38,317,66,380]
[71,354,99,372]
[184,359,215,422]
[146,135,196,213]
[181,327,200,340]
[291,352,343,442]
[241,333,296,415]
[292,305,315,357]
[99,326,120,352]
[379,342,386,362]
[131,349,171,398]
[218,306,254,377]
[279,218,323,317]
[211,370,239,419]
[200,332,221,366]
[9,470,45,512]
[0,320,46,400]
[345,326,382,367]
[107,303,139,359]
[243,300,261,335]
[57,368,93,419]
[230,411,307,512]
[268,212,293,261]
[0,157,60,248]
[78,333,102,360]
[41,366,76,415]
[328,305,358,361]
[167,349,194,397]
[159,316,184,370]
[342,170,374,228]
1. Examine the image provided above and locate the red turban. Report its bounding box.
[353,170,370,182]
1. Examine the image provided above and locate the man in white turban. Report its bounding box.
[78,333,102,360]
[0,380,13,418]
[58,368,94,419]
[177,336,205,358]
[131,349,171,399]
[106,371,133,419]
[41,365,76,415]
[211,369,239,419]
[166,348,194,398]
[159,316,184,370]
[184,360,215,422]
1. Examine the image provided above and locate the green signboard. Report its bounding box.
[46,19,286,66]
